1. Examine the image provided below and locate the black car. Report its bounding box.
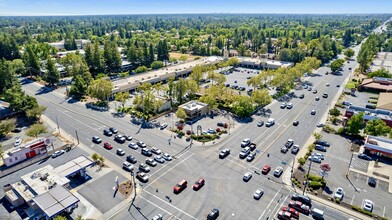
[315,145,327,152]
[103,129,113,136]
[299,94,305,99]
[291,145,300,154]
[291,193,312,207]
[358,153,372,161]
[368,177,377,187]
[219,149,230,159]
[315,140,330,147]
[109,127,118,134]
[126,155,137,164]
[293,121,299,126]
[285,139,294,148]
[92,136,102,144]
[207,208,219,220]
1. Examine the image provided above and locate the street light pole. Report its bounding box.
[55,116,60,134]
[303,158,313,195]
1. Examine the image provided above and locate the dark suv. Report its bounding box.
[291,193,312,206]
[207,208,219,220]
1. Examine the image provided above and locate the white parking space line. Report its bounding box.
[258,186,283,220]
[137,194,174,216]
[383,206,386,217]
[351,195,355,205]
[141,191,198,220]
[144,153,194,189]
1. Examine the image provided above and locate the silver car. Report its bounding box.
[253,188,264,200]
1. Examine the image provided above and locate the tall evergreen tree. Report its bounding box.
[148,43,154,65]
[44,56,60,86]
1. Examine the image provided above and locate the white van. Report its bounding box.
[266,118,275,127]
[312,208,324,219]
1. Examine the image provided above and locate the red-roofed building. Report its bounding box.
[359,77,392,92]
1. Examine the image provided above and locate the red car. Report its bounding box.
[288,200,310,214]
[193,178,205,190]
[103,142,113,150]
[282,207,299,219]
[277,211,291,220]
[262,165,271,174]
[173,180,187,194]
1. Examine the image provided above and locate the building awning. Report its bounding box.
[365,143,392,155]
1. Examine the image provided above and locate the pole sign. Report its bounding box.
[320,163,331,172]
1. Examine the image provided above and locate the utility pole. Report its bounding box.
[55,116,60,134]
[303,158,313,195]
[347,152,354,177]
[75,130,80,145]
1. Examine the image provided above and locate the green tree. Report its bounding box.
[344,48,355,59]
[44,57,60,86]
[368,68,391,78]
[10,59,26,75]
[190,65,204,84]
[23,44,40,76]
[329,107,340,116]
[313,132,322,141]
[88,78,113,101]
[179,55,187,62]
[98,155,105,167]
[26,106,47,121]
[114,91,130,111]
[69,75,88,99]
[104,40,122,72]
[0,143,4,160]
[135,66,148,73]
[151,61,164,70]
[231,96,255,118]
[53,216,67,220]
[176,108,187,120]
[365,119,391,136]
[0,118,16,137]
[330,59,344,72]
[91,153,100,163]
[346,112,365,135]
[26,123,47,138]
[251,89,271,106]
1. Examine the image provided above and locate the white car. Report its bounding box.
[313,152,324,160]
[160,123,168,129]
[241,138,251,147]
[253,188,264,200]
[243,172,252,182]
[51,150,65,158]
[363,199,373,212]
[162,153,172,161]
[274,166,283,177]
[154,155,165,163]
[334,187,344,200]
[151,147,162,155]
[128,142,138,150]
[14,138,22,147]
[122,162,133,171]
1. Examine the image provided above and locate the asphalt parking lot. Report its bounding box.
[303,131,391,218]
[343,91,377,108]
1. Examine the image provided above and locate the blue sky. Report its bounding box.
[0,0,391,16]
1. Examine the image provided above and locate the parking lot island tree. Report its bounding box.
[346,112,365,136]
[26,106,47,122]
[114,91,130,111]
[88,78,113,101]
[364,118,391,136]
[344,48,355,59]
[0,118,16,137]
[26,123,47,138]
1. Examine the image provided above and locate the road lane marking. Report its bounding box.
[144,153,194,189]
[141,191,198,220]
[258,185,283,220]
[383,206,386,217]
[270,194,289,219]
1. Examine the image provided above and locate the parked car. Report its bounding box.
[116,149,125,156]
[51,150,65,158]
[363,199,374,212]
[358,153,372,160]
[274,167,283,177]
[193,178,205,190]
[257,121,264,127]
[286,103,293,109]
[266,118,275,127]
[313,152,324,160]
[136,172,149,182]
[146,158,157,167]
[311,110,316,115]
[243,172,253,182]
[126,155,137,164]
[103,142,113,150]
[285,139,294,148]
[173,180,187,194]
[128,142,138,150]
[154,155,165,163]
[137,141,147,148]
[207,208,219,220]
[249,143,256,151]
[141,148,152,156]
[262,165,271,174]
[334,187,344,200]
[92,136,102,144]
[288,200,310,214]
[219,148,230,159]
[103,129,113,136]
[315,145,327,152]
[316,140,330,147]
[162,153,172,161]
[293,121,299,126]
[368,177,377,187]
[313,89,317,94]
[241,138,251,147]
[280,103,287,109]
[281,146,288,153]
[151,147,162,155]
[122,162,133,171]
[125,135,133,141]
[139,163,150,172]
[291,145,300,154]
[315,97,320,101]
[246,152,256,162]
[299,94,305,99]
[277,211,291,220]
[323,93,328,98]
[309,155,322,163]
[239,147,251,158]
[253,188,264,200]
[160,123,168,129]
[109,127,118,134]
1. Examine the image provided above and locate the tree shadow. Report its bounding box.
[35,86,54,95]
